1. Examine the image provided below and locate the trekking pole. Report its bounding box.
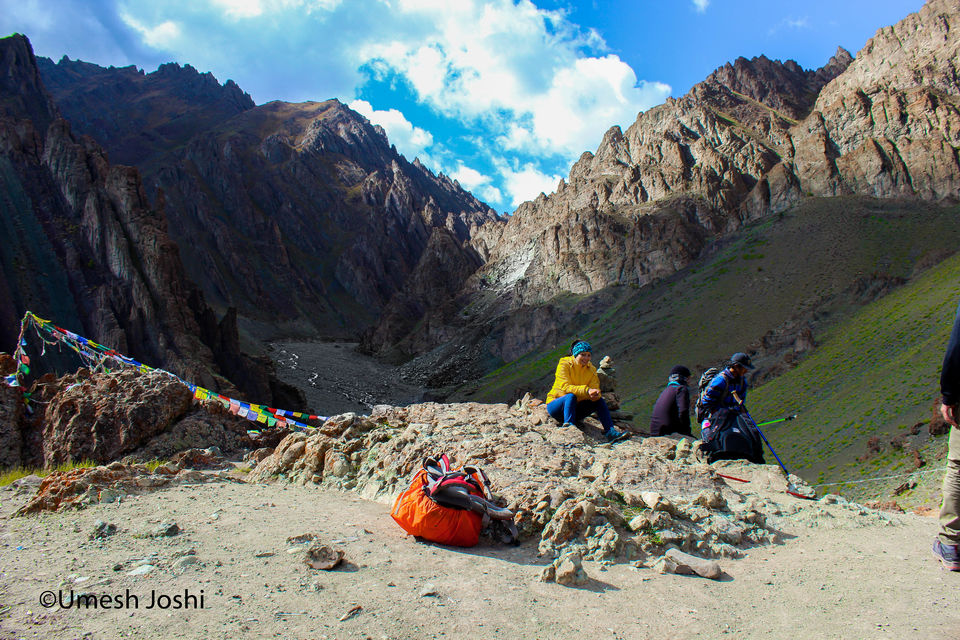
[756,414,797,427]
[731,392,813,500]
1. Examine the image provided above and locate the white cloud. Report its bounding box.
[692,0,710,13]
[209,0,265,18]
[449,164,503,204]
[497,161,563,208]
[348,99,434,161]
[767,16,811,36]
[120,12,181,48]
[206,0,343,19]
[450,165,489,190]
[356,0,671,162]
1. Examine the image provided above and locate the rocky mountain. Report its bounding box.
[369,0,960,382]
[35,56,255,170]
[35,58,500,341]
[0,34,300,408]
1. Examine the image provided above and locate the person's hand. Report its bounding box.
[941,403,959,426]
[588,388,601,401]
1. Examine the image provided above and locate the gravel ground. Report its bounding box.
[1,478,958,640]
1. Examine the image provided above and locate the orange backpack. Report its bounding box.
[390,455,490,547]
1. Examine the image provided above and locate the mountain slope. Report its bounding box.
[452,194,960,498]
[35,56,255,170]
[36,58,500,341]
[370,0,960,376]
[0,34,300,406]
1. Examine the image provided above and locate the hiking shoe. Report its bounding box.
[604,427,628,442]
[561,422,577,429]
[932,539,960,571]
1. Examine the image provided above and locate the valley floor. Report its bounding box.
[0,479,957,640]
[268,341,424,416]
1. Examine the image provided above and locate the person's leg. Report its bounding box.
[573,398,596,424]
[592,398,615,432]
[576,398,622,438]
[939,427,960,546]
[547,393,578,425]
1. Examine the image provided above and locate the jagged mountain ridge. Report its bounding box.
[369,0,960,382]
[0,34,301,408]
[35,56,255,170]
[36,58,500,341]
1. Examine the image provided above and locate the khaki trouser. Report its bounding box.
[940,426,960,545]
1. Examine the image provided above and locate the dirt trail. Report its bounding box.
[0,479,957,640]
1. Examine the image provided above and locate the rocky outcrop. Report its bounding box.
[249,399,819,561]
[0,355,25,468]
[13,455,233,515]
[789,0,960,202]
[12,367,279,468]
[0,34,301,407]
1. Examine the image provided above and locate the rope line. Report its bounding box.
[812,465,948,488]
[3,311,327,434]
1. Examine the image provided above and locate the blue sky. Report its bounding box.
[1,0,924,213]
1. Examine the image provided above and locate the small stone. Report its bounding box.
[653,556,679,575]
[539,564,557,583]
[286,533,318,545]
[126,565,155,576]
[90,521,118,540]
[693,489,727,510]
[664,549,723,580]
[171,556,199,572]
[152,521,180,537]
[338,604,362,621]
[419,583,438,597]
[555,552,588,586]
[303,544,343,570]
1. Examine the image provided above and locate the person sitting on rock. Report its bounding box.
[546,340,626,442]
[650,365,692,437]
[698,352,765,464]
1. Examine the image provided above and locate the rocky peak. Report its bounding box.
[37,54,255,167]
[695,49,853,121]
[0,33,58,130]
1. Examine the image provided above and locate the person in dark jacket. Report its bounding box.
[650,365,691,436]
[699,352,765,464]
[934,300,960,571]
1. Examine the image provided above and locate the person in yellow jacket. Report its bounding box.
[546,340,627,442]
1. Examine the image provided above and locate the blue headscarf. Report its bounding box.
[571,341,592,357]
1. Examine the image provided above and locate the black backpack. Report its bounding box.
[694,366,722,423]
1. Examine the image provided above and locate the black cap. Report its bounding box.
[730,352,755,370]
[670,365,690,377]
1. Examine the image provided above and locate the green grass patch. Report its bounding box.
[0,459,99,487]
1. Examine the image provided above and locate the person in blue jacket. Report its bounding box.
[698,352,765,463]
